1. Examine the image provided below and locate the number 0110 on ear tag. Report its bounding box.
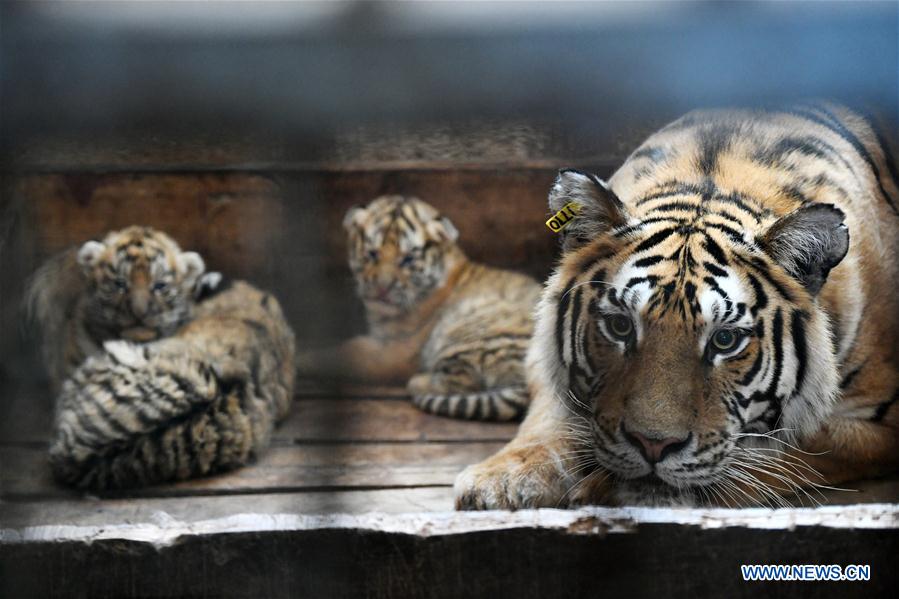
[546,202,581,233]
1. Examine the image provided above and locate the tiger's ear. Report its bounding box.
[760,204,849,295]
[343,206,365,232]
[176,251,206,286]
[548,169,628,251]
[76,240,106,274]
[426,216,459,244]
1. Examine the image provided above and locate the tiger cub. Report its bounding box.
[26,226,206,391]
[49,278,296,490]
[456,103,899,509]
[300,195,541,421]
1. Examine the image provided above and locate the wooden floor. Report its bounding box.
[2,380,899,599]
[2,377,899,533]
[0,379,520,529]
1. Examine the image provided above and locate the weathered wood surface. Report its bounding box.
[0,387,518,445]
[13,173,290,278]
[1,441,505,498]
[3,168,569,364]
[1,380,898,599]
[0,487,456,531]
[8,121,646,173]
[282,398,517,443]
[0,380,517,505]
[2,507,897,599]
[2,379,896,504]
[9,168,571,278]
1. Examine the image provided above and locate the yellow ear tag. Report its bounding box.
[545,202,581,233]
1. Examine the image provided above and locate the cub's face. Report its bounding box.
[77,226,205,341]
[343,196,459,310]
[543,171,847,502]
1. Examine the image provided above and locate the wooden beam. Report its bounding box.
[2,504,897,598]
[0,392,519,446]
[1,441,503,499]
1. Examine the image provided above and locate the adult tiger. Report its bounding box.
[456,103,899,508]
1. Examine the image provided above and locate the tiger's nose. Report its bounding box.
[621,424,692,464]
[130,291,150,319]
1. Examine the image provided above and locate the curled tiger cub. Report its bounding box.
[456,104,899,508]
[49,278,296,490]
[26,226,206,391]
[299,195,541,421]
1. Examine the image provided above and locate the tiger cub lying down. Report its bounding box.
[300,195,541,421]
[50,277,296,490]
[26,226,206,392]
[456,104,899,508]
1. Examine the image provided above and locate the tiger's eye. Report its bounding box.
[114,278,128,293]
[606,314,634,339]
[367,249,379,261]
[711,329,739,352]
[152,281,169,293]
[399,254,414,267]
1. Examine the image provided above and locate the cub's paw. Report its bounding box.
[454,446,567,510]
[103,340,148,368]
[212,356,253,383]
[406,373,437,396]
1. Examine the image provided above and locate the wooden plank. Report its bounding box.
[2,503,898,599]
[0,487,456,530]
[4,503,898,545]
[0,379,54,445]
[5,436,898,504]
[0,376,388,445]
[292,380,410,399]
[5,168,568,359]
[16,173,288,279]
[0,389,519,445]
[11,168,568,280]
[309,168,565,282]
[280,398,518,443]
[1,441,503,499]
[9,123,637,173]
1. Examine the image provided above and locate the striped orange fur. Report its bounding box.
[299,195,542,421]
[456,104,899,508]
[49,278,296,490]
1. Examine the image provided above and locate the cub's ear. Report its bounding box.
[176,251,206,286]
[426,216,459,244]
[759,204,849,295]
[548,169,628,251]
[342,206,365,232]
[76,240,106,273]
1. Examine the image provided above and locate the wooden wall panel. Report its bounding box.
[17,173,287,278]
[4,167,595,365]
[308,168,576,280]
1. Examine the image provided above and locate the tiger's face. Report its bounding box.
[77,226,206,342]
[343,196,459,311]
[540,170,848,501]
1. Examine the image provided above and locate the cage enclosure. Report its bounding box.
[1,2,898,597]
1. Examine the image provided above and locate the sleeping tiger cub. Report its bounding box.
[26,226,206,391]
[300,195,541,421]
[49,278,296,490]
[456,103,899,508]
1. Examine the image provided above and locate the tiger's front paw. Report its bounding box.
[454,446,568,510]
